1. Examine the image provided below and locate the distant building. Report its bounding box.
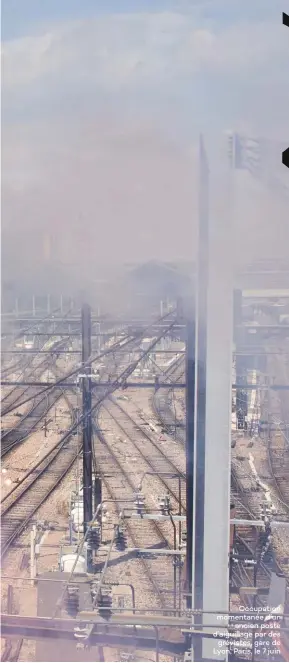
[124,260,191,299]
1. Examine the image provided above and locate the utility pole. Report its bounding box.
[81,302,93,541]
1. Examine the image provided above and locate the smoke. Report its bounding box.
[1,113,199,292]
[2,2,289,298]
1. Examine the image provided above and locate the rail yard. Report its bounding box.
[1,282,289,663]
[3,0,289,657]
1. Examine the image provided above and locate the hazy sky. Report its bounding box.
[2,0,289,279]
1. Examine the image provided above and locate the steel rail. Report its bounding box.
[0,393,77,559]
[104,397,185,504]
[267,355,289,512]
[1,386,58,457]
[91,349,178,610]
[1,316,177,441]
[92,418,173,609]
[1,310,73,412]
[0,334,134,415]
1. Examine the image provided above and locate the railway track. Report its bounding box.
[1,307,73,414]
[1,353,77,457]
[1,393,78,560]
[1,354,29,378]
[0,332,51,378]
[1,344,65,415]
[264,352,289,659]
[151,355,185,441]
[267,353,289,513]
[152,353,281,638]
[90,345,185,611]
[0,320,184,660]
[1,384,66,457]
[267,432,289,513]
[92,361,190,621]
[1,331,143,460]
[152,354,269,552]
[230,467,274,599]
[93,418,176,609]
[105,397,185,498]
[1,361,44,413]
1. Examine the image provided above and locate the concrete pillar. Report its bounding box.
[191,136,209,662]
[32,294,36,317]
[201,141,233,661]
[190,135,232,661]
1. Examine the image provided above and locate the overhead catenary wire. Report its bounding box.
[1,310,176,415]
[1,314,178,485]
[1,334,133,414]
[1,307,74,413]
